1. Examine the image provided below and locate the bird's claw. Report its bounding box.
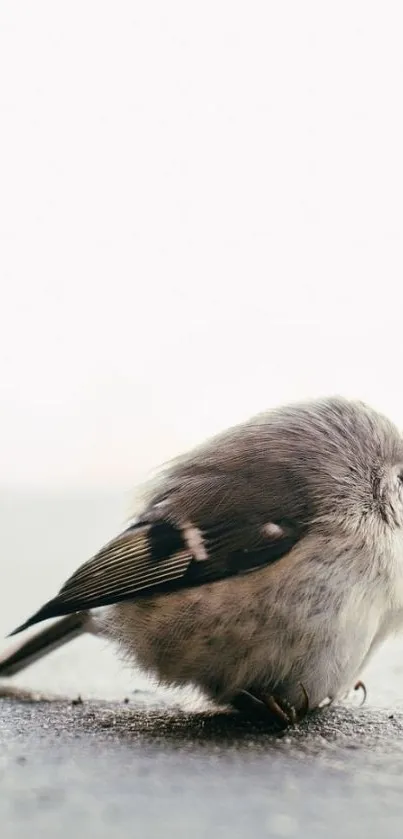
[233,682,310,728]
[354,679,367,706]
[261,694,298,726]
[261,682,310,727]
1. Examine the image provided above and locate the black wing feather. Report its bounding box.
[10,518,300,636]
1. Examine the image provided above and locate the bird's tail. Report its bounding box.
[0,611,92,678]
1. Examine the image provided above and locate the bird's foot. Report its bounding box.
[259,683,310,727]
[261,694,298,726]
[232,683,310,728]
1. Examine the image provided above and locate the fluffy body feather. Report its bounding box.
[3,396,403,714]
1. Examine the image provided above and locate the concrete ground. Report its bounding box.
[1,691,403,839]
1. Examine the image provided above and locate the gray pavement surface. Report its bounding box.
[2,695,403,839]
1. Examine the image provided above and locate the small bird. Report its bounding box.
[2,396,403,726]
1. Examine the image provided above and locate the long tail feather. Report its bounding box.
[0,611,91,677]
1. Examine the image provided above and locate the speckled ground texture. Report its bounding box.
[2,695,403,839]
[2,492,403,838]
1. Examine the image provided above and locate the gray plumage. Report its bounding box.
[2,396,403,719]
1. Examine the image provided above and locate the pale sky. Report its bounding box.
[1,2,403,489]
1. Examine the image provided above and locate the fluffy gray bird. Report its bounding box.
[2,396,403,725]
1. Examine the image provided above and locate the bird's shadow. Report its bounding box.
[53,698,381,749]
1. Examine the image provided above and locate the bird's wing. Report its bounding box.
[10,516,301,636]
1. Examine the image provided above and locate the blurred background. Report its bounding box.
[1,1,403,704]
